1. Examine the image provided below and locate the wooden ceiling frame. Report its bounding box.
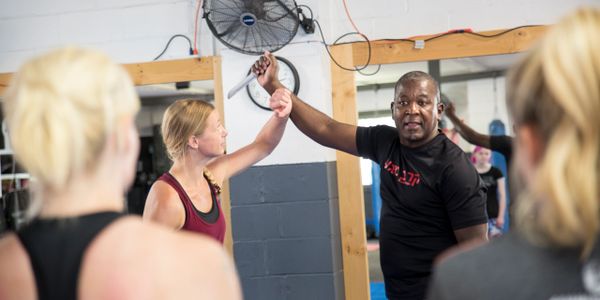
[329,26,547,300]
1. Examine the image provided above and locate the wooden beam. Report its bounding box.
[350,26,547,65]
[211,57,234,256]
[123,56,216,86]
[0,73,11,96]
[330,44,370,300]
[0,56,218,95]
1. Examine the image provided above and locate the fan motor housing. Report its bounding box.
[240,13,257,27]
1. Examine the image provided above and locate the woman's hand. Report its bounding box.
[269,88,292,118]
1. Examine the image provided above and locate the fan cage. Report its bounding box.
[204,0,300,55]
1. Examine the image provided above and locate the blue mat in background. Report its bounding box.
[370,282,387,300]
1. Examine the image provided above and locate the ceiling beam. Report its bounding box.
[0,56,217,95]
[357,69,506,92]
[348,26,547,66]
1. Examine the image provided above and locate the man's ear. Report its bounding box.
[390,101,394,112]
[436,102,445,122]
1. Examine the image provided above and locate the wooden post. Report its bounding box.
[211,56,234,255]
[330,44,370,300]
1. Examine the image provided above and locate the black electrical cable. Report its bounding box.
[298,4,379,75]
[357,64,381,76]
[313,19,374,72]
[291,4,540,76]
[414,25,543,43]
[464,25,542,38]
[153,34,194,61]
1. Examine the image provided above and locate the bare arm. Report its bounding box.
[433,225,488,266]
[208,88,291,183]
[453,224,488,244]
[254,51,359,156]
[289,92,359,155]
[445,101,491,148]
[142,182,184,229]
[495,177,507,229]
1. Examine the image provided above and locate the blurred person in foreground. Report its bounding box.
[427,7,600,300]
[0,47,241,300]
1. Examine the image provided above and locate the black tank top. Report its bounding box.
[17,211,123,300]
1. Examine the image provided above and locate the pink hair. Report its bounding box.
[471,146,484,164]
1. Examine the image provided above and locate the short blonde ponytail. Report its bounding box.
[2,47,140,192]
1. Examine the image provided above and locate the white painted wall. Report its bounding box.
[221,42,337,165]
[1,0,599,166]
[327,0,600,40]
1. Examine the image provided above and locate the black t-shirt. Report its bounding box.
[489,135,513,167]
[479,166,504,218]
[357,125,487,299]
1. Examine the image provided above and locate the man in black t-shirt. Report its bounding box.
[253,54,488,300]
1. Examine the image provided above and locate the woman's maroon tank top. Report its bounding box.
[158,172,226,243]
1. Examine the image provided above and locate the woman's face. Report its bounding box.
[195,110,228,157]
[474,148,492,164]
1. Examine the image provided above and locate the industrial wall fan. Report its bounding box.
[203,0,300,55]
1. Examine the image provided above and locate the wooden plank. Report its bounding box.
[123,56,215,86]
[330,44,370,300]
[350,26,547,65]
[0,73,12,96]
[0,56,217,95]
[211,57,234,256]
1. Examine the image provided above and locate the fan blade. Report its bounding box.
[228,72,257,99]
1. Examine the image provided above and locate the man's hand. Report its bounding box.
[251,51,283,95]
[269,88,292,118]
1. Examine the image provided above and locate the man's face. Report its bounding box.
[391,79,443,147]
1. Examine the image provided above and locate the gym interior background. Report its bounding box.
[1,1,599,299]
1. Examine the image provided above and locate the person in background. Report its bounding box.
[471,146,506,237]
[427,7,600,299]
[444,98,516,227]
[0,47,241,300]
[143,88,291,243]
[444,100,513,167]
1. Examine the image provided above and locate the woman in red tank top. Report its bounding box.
[143,86,292,243]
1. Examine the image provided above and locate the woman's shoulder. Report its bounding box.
[0,233,36,300]
[81,216,240,299]
[88,216,223,260]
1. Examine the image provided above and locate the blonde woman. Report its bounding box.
[143,87,291,243]
[428,7,600,299]
[0,47,241,300]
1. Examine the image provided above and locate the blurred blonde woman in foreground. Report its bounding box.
[0,47,241,300]
[428,7,600,299]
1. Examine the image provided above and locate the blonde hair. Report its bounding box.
[507,8,600,257]
[161,99,221,193]
[2,47,140,192]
